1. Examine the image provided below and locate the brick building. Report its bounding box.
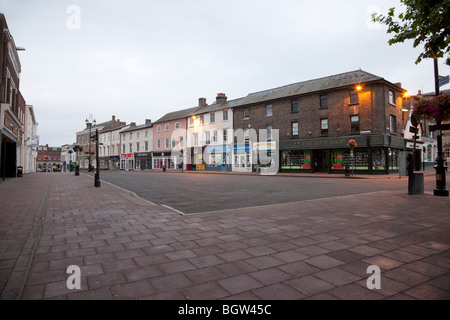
[0,14,25,179]
[36,145,62,172]
[233,70,410,174]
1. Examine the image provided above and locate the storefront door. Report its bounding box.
[314,150,328,172]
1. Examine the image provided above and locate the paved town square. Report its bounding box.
[1,171,449,301]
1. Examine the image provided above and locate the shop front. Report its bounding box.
[205,145,232,171]
[120,153,134,170]
[280,135,405,174]
[152,152,173,170]
[135,152,152,170]
[233,143,252,172]
[188,147,205,171]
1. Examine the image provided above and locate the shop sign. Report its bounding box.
[120,153,134,158]
[253,141,276,151]
[233,144,250,153]
[206,145,231,154]
[3,117,18,137]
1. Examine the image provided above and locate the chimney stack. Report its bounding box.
[145,119,151,125]
[131,122,136,126]
[216,93,227,104]
[199,97,207,108]
[112,115,116,122]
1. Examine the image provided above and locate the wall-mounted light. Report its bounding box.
[356,85,362,91]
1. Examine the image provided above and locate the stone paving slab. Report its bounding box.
[0,172,449,300]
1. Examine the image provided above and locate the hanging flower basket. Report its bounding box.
[73,145,83,152]
[348,139,357,148]
[412,92,450,122]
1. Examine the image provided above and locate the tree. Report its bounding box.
[372,0,450,65]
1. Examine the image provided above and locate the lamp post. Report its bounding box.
[85,116,96,172]
[432,57,449,197]
[94,129,101,188]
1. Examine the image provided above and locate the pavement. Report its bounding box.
[0,171,449,300]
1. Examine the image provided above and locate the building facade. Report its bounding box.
[152,107,196,170]
[99,123,130,170]
[36,145,62,172]
[233,70,409,174]
[187,94,237,172]
[23,104,38,173]
[0,14,25,179]
[119,120,153,170]
[75,115,125,169]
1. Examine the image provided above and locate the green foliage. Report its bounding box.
[372,0,450,65]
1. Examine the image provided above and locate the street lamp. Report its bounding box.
[94,129,101,188]
[85,116,96,172]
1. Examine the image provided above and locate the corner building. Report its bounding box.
[233,70,410,174]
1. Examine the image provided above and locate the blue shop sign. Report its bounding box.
[233,144,250,153]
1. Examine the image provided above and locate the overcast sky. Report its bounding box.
[1,0,449,147]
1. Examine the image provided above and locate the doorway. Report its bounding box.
[314,150,328,172]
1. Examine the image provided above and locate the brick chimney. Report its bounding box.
[216,93,227,104]
[112,115,116,122]
[131,122,136,127]
[199,98,207,108]
[145,119,151,125]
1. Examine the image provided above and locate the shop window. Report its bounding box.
[281,150,312,170]
[321,119,328,136]
[372,148,385,171]
[350,115,360,134]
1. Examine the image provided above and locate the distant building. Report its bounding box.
[36,145,62,172]
[232,70,410,174]
[75,115,125,169]
[119,119,153,170]
[152,107,196,170]
[99,123,131,170]
[23,104,39,173]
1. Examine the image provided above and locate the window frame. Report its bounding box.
[320,95,328,109]
[320,118,329,136]
[350,115,360,134]
[291,121,299,137]
[291,99,298,113]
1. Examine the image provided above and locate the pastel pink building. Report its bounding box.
[152,107,197,170]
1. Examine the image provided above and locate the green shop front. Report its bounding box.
[280,135,406,174]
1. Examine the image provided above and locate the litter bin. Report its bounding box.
[345,165,350,177]
[17,166,23,177]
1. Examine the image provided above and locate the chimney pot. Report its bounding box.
[216,93,227,104]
